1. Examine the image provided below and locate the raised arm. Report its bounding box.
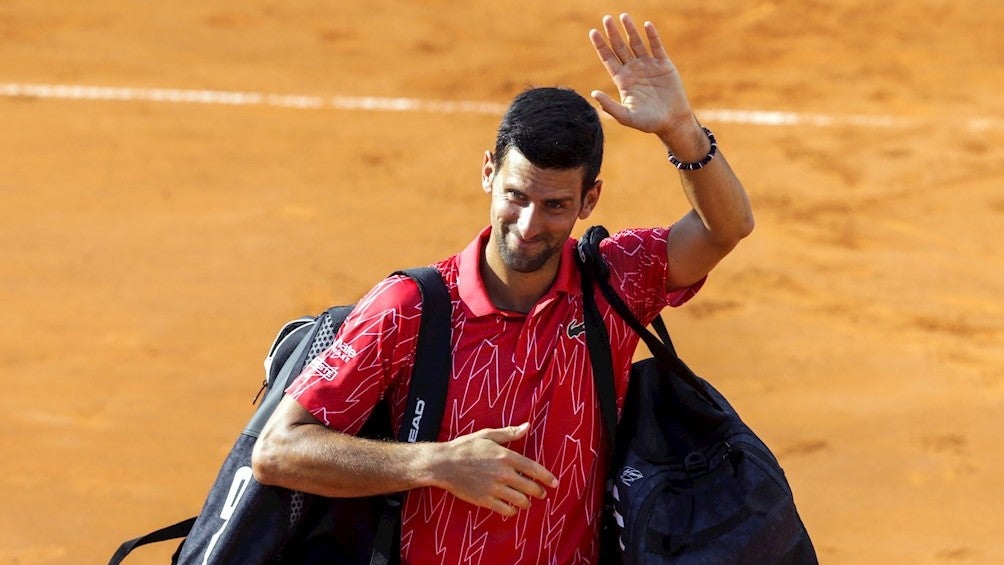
[589,13,754,289]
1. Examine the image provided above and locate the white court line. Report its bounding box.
[1,82,999,130]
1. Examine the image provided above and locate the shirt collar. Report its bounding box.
[457,226,580,318]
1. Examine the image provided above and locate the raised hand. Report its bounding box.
[588,14,696,138]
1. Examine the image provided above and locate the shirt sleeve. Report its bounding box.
[284,274,423,434]
[600,226,705,325]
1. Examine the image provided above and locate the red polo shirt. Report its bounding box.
[287,226,701,564]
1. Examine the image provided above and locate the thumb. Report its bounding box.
[590,90,626,122]
[482,422,530,444]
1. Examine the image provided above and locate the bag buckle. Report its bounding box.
[684,451,708,473]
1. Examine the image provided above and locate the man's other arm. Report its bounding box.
[589,13,754,289]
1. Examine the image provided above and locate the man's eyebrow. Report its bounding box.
[501,185,574,203]
[545,196,575,204]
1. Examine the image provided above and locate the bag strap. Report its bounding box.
[392,267,452,444]
[579,259,619,447]
[576,226,724,434]
[108,517,196,565]
[370,266,452,565]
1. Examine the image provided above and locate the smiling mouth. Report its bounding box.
[512,238,546,254]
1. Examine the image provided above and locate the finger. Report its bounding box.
[479,422,529,444]
[588,28,622,76]
[620,13,648,59]
[507,422,530,440]
[506,471,550,500]
[496,484,533,509]
[644,20,669,60]
[512,455,558,489]
[602,14,633,63]
[590,90,628,123]
[487,498,518,518]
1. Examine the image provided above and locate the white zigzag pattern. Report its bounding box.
[292,228,685,564]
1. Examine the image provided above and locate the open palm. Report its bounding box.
[589,14,694,136]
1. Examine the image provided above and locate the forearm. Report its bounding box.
[253,400,557,517]
[252,400,437,498]
[658,116,755,246]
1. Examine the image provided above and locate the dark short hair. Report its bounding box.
[494,87,604,194]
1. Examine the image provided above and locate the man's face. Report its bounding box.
[482,148,600,274]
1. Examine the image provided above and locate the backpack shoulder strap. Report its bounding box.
[370,266,452,565]
[392,267,452,443]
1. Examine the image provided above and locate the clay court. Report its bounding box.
[1,1,1002,563]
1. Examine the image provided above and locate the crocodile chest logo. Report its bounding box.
[567,319,586,339]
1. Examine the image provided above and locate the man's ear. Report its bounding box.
[481,151,495,194]
[578,179,602,219]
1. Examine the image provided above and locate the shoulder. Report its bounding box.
[590,226,700,320]
[334,274,424,346]
[352,263,457,322]
[354,273,423,315]
[598,227,670,271]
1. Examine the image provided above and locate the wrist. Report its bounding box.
[655,115,708,161]
[411,441,447,490]
[666,127,717,171]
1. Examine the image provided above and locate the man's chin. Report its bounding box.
[500,247,552,273]
[495,232,559,273]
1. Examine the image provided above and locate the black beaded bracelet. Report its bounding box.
[667,127,717,171]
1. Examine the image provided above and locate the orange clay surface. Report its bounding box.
[1,1,1002,563]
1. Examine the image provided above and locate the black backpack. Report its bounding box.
[577,225,818,564]
[110,267,452,565]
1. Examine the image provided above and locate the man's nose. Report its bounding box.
[515,204,544,240]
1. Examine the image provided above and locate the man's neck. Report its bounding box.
[480,249,559,314]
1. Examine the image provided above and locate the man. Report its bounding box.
[253,13,753,564]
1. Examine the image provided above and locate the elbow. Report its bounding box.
[714,211,755,250]
[251,428,285,487]
[728,206,755,245]
[737,211,755,241]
